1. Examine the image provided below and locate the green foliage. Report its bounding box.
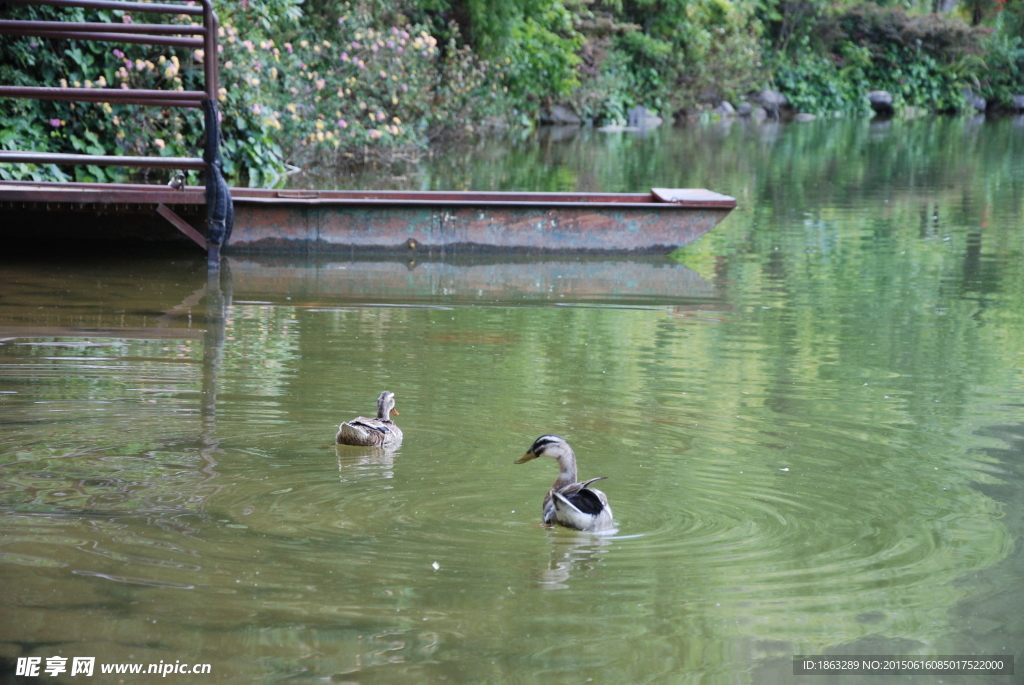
[976,30,1024,107]
[771,4,990,115]
[614,0,765,111]
[502,8,583,106]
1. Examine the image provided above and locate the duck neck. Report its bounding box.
[376,405,391,422]
[552,450,578,490]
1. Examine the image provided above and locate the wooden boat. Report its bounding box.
[0,182,735,254]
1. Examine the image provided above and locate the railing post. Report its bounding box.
[202,100,232,270]
[201,1,231,270]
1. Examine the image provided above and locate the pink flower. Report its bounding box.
[252,104,261,114]
[351,41,360,49]
[338,17,345,24]
[401,30,409,39]
[112,48,125,58]
[122,14,132,23]
[371,44,378,53]
[401,84,408,92]
[341,52,350,62]
[49,118,61,127]
[391,27,399,35]
[376,111,385,121]
[386,40,394,48]
[337,119,347,128]
[284,42,293,54]
[379,71,387,79]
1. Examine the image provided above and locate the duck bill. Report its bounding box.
[514,451,537,464]
[390,407,399,416]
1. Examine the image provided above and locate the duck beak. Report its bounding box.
[390,407,399,416]
[514,450,537,464]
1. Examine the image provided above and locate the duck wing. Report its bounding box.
[337,416,393,446]
[550,485,613,531]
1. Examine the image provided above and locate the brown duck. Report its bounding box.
[336,391,403,447]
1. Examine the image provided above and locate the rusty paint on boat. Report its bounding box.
[0,181,735,253]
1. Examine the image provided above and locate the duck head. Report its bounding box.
[516,434,574,464]
[376,391,399,420]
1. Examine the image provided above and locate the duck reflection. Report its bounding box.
[537,530,614,590]
[336,444,399,483]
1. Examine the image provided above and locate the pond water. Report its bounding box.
[2,116,1024,684]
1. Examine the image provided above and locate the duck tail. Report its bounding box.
[337,422,370,445]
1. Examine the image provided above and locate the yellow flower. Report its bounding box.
[286,103,297,113]
[393,116,401,124]
[154,138,166,149]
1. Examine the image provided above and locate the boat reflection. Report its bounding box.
[225,253,715,304]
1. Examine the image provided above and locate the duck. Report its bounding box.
[515,435,613,532]
[336,391,403,447]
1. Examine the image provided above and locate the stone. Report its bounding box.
[963,89,986,113]
[758,89,789,111]
[867,90,894,115]
[715,100,736,116]
[736,101,753,117]
[752,106,768,122]
[793,113,817,122]
[540,105,582,126]
[627,105,663,128]
[1012,94,1024,110]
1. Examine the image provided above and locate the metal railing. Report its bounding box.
[0,0,232,266]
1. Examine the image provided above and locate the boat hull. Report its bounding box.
[229,203,731,253]
[0,183,735,253]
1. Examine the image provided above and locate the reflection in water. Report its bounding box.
[337,443,398,483]
[537,531,613,590]
[225,253,716,304]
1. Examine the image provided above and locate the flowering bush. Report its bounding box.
[213,6,512,168]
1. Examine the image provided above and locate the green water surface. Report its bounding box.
[1,116,1023,684]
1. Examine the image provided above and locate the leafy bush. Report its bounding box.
[772,4,985,116]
